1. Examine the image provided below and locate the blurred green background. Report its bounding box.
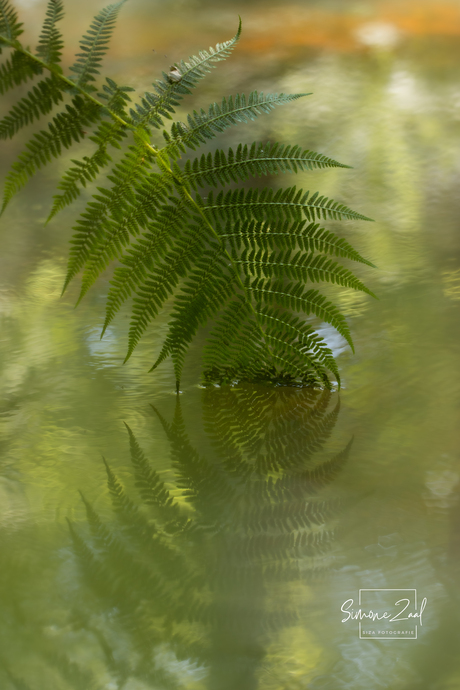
[1,0,460,688]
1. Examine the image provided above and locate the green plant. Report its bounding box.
[0,0,375,390]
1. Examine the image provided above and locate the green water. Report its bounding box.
[1,0,460,687]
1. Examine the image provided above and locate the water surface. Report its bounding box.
[1,0,460,687]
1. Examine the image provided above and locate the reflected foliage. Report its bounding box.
[63,386,348,689]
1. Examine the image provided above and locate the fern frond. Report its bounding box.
[63,140,155,293]
[163,92,309,158]
[205,300,334,386]
[248,277,354,350]
[203,297,263,377]
[0,76,64,139]
[1,96,102,214]
[264,331,332,384]
[202,186,373,223]
[219,219,376,267]
[102,457,145,526]
[0,13,375,386]
[102,199,188,336]
[0,51,42,95]
[128,19,242,130]
[152,400,236,510]
[77,173,172,302]
[0,0,23,41]
[202,296,303,385]
[47,80,134,221]
[256,306,341,383]
[126,221,209,363]
[35,0,64,66]
[97,76,134,117]
[157,245,235,383]
[235,248,376,296]
[47,121,127,221]
[124,422,187,532]
[183,141,349,190]
[69,0,126,90]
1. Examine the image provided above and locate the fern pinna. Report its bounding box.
[0,0,376,390]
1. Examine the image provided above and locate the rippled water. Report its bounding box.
[1,0,460,688]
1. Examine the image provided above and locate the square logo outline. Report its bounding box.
[358,588,418,640]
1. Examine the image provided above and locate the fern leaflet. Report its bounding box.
[201,186,373,224]
[184,141,349,189]
[0,76,64,139]
[1,96,101,213]
[219,219,375,267]
[129,18,241,130]
[163,92,309,158]
[0,51,41,95]
[69,0,126,90]
[102,198,188,336]
[35,0,64,66]
[47,79,134,220]
[0,0,22,41]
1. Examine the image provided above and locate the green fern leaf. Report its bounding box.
[35,0,64,66]
[219,219,375,268]
[163,92,309,158]
[77,173,173,302]
[126,220,209,363]
[235,247,376,296]
[129,19,242,130]
[1,96,102,214]
[47,80,134,221]
[69,0,126,90]
[62,139,155,293]
[102,198,188,336]
[202,296,264,378]
[183,141,349,190]
[256,306,340,382]
[0,76,64,139]
[202,186,373,223]
[97,76,134,117]
[164,246,235,383]
[0,0,23,41]
[248,277,354,351]
[0,50,42,95]
[47,120,127,221]
[203,297,338,386]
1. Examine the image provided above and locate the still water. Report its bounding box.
[1,0,460,687]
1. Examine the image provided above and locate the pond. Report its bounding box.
[1,0,460,687]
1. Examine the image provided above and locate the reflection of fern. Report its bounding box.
[1,0,375,388]
[62,386,351,689]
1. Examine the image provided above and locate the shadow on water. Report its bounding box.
[0,385,351,690]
